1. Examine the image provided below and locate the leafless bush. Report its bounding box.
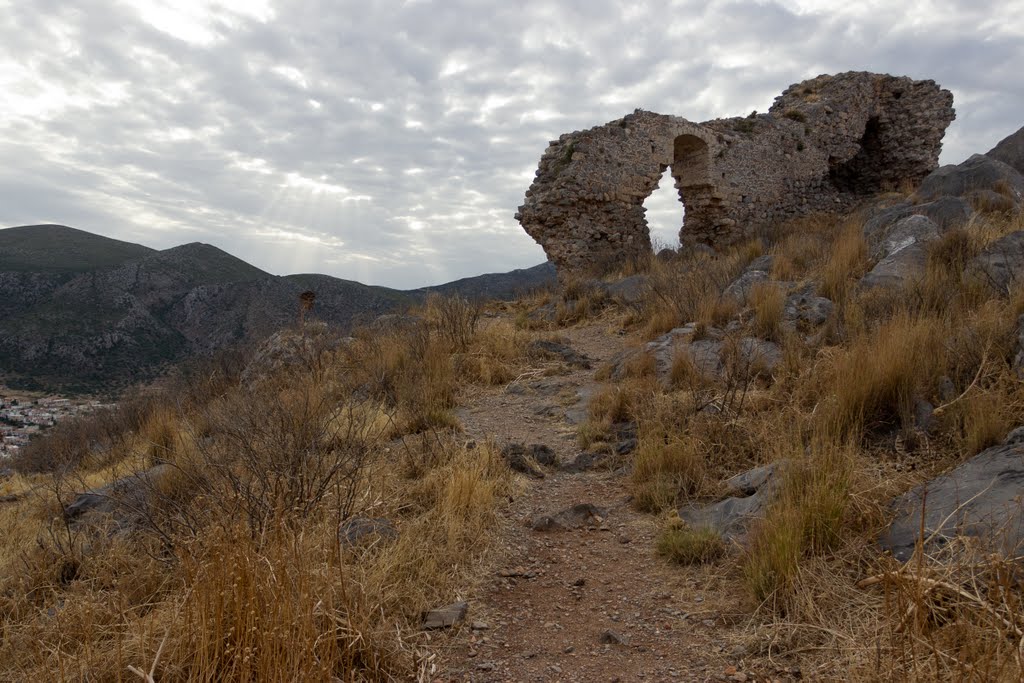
[426,293,480,352]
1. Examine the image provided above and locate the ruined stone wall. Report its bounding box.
[517,71,955,275]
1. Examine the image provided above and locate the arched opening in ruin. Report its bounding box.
[643,134,713,250]
[643,166,683,249]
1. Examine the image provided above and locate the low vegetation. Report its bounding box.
[0,298,530,681]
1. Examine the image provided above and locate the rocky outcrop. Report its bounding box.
[518,72,955,275]
[966,231,1024,292]
[916,154,1024,206]
[678,463,781,541]
[880,430,1024,561]
[987,125,1024,175]
[608,324,782,386]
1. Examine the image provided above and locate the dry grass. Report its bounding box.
[0,319,515,682]
[819,217,869,304]
[458,319,530,385]
[818,313,943,440]
[657,523,725,565]
[749,281,785,341]
[637,240,760,337]
[742,432,857,609]
[767,214,839,281]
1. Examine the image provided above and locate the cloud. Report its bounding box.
[1,0,1022,288]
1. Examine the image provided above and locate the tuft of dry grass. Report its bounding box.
[657,524,725,565]
[638,241,760,337]
[742,433,856,609]
[749,281,786,341]
[819,218,869,305]
[817,313,943,441]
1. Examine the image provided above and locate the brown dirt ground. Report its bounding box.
[426,318,804,683]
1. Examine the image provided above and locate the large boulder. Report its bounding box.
[880,433,1024,561]
[863,197,973,246]
[870,215,941,261]
[917,154,1024,206]
[987,125,1024,175]
[966,230,1024,293]
[859,242,929,291]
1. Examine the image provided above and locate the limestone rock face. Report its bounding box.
[880,434,1024,561]
[917,154,1024,205]
[987,125,1024,175]
[967,230,1024,292]
[517,72,955,276]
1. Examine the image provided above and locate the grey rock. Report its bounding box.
[783,290,834,327]
[612,325,781,385]
[1006,426,1024,446]
[859,242,929,290]
[914,399,936,433]
[599,629,631,645]
[880,436,1024,561]
[863,201,913,244]
[723,269,770,303]
[872,215,940,261]
[679,492,772,541]
[615,437,638,455]
[680,463,781,540]
[726,463,778,496]
[917,154,1024,205]
[597,274,649,305]
[527,339,591,369]
[913,196,974,232]
[501,443,556,478]
[64,464,175,527]
[967,230,1024,293]
[530,503,607,531]
[745,254,774,273]
[422,601,469,630]
[737,338,783,376]
[339,516,397,546]
[561,451,613,473]
[987,125,1024,175]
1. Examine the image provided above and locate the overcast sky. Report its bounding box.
[1,0,1022,288]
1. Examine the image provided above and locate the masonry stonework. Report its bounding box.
[516,72,955,275]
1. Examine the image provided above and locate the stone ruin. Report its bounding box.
[516,71,956,275]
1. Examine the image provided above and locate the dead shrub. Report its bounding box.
[425,293,480,353]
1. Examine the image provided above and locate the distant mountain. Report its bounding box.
[412,262,556,300]
[0,225,554,392]
[0,224,155,272]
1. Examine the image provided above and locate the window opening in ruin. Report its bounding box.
[643,165,683,249]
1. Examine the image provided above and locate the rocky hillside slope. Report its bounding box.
[0,226,554,391]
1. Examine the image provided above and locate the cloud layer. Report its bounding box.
[2,0,1021,287]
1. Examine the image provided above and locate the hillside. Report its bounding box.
[0,224,155,272]
[4,167,1024,679]
[0,228,554,391]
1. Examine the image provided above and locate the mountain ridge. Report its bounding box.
[0,224,554,392]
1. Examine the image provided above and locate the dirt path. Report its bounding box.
[434,320,760,683]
